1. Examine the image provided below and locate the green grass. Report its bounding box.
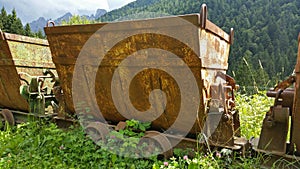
[0,122,153,169]
[0,92,276,168]
[235,91,274,139]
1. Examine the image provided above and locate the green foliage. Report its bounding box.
[235,92,273,139]
[8,9,24,35]
[61,15,95,25]
[153,149,264,169]
[0,6,39,38]
[99,0,160,21]
[24,23,33,37]
[233,57,270,93]
[34,29,45,39]
[96,119,154,158]
[120,119,151,137]
[0,121,154,168]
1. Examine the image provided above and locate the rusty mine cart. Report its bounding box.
[0,29,58,128]
[44,4,246,158]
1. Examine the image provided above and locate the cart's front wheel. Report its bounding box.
[0,109,15,130]
[139,131,173,159]
[85,122,110,143]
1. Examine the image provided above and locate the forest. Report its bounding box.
[99,0,300,91]
[0,7,44,38]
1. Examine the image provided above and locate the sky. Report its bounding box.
[0,0,136,23]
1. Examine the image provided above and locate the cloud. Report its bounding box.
[0,0,135,24]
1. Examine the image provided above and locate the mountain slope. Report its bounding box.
[99,0,160,21]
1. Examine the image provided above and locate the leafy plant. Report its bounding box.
[235,92,273,139]
[97,119,154,158]
[118,119,151,137]
[61,15,95,25]
[0,121,154,168]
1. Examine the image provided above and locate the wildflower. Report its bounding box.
[220,148,232,156]
[183,155,188,160]
[170,157,176,161]
[163,161,169,166]
[216,152,221,158]
[110,135,116,139]
[192,158,198,164]
[59,145,65,150]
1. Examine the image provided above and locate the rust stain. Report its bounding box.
[290,33,300,153]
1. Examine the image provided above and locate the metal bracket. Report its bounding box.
[46,21,55,27]
[230,28,234,45]
[19,70,58,114]
[274,75,296,91]
[258,106,289,154]
[199,4,207,29]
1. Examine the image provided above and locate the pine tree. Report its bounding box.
[0,7,8,31]
[0,19,2,30]
[0,7,37,37]
[3,8,24,35]
[35,29,44,39]
[24,23,32,36]
[10,18,24,35]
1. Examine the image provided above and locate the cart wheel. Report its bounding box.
[139,131,173,159]
[85,122,110,143]
[0,109,15,130]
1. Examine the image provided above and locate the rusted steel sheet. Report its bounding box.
[45,4,234,144]
[0,30,55,111]
[258,106,290,154]
[291,33,300,153]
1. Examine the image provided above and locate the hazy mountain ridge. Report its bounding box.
[29,9,106,32]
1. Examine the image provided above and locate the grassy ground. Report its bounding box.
[0,92,275,169]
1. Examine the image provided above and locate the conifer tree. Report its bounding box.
[0,7,8,31]
[24,23,32,36]
[35,29,44,39]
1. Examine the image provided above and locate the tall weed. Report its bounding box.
[235,92,273,139]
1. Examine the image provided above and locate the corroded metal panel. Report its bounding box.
[0,30,55,111]
[45,5,233,141]
[258,106,289,154]
[291,33,300,153]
